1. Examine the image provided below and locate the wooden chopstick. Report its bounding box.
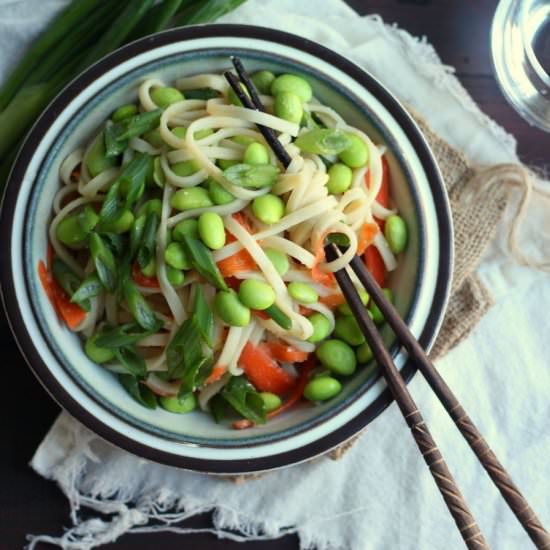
[344,252,550,549]
[325,243,489,550]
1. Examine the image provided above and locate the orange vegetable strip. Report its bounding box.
[266,341,310,363]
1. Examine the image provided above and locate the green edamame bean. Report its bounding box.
[369,288,393,325]
[271,74,313,102]
[338,289,369,316]
[307,313,331,343]
[171,159,200,177]
[303,376,342,401]
[170,187,212,211]
[112,103,137,122]
[172,126,213,140]
[356,342,373,364]
[166,265,185,286]
[198,212,226,250]
[287,281,318,304]
[78,205,99,233]
[153,156,165,187]
[141,258,156,277]
[164,242,191,270]
[384,215,408,254]
[159,393,197,414]
[56,214,87,245]
[316,339,357,376]
[274,91,303,124]
[144,128,163,148]
[252,194,285,225]
[339,133,369,168]
[172,218,199,241]
[151,86,185,108]
[85,334,115,364]
[327,163,353,194]
[231,135,256,147]
[243,142,269,165]
[265,248,289,276]
[86,132,115,178]
[138,198,162,218]
[208,179,235,205]
[251,70,276,94]
[228,82,248,106]
[333,315,365,346]
[218,159,239,170]
[214,290,251,327]
[238,279,276,310]
[100,209,135,233]
[259,391,282,412]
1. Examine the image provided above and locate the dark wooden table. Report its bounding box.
[2,1,549,549]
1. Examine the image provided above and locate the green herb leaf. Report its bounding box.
[98,180,123,224]
[95,323,155,349]
[264,303,292,330]
[294,129,352,155]
[123,278,162,332]
[52,258,81,297]
[70,273,102,311]
[137,211,159,269]
[130,214,146,259]
[166,318,204,379]
[122,153,152,208]
[104,124,128,157]
[119,373,157,409]
[221,376,266,424]
[326,233,350,247]
[223,163,280,189]
[183,88,220,100]
[89,232,117,292]
[192,285,214,347]
[115,345,147,378]
[117,109,162,141]
[180,235,228,291]
[209,394,228,423]
[77,205,99,233]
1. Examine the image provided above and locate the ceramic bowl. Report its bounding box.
[0,25,452,474]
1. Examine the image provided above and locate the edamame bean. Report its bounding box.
[153,156,165,187]
[198,212,226,250]
[327,163,353,194]
[252,194,285,225]
[316,339,357,376]
[55,215,87,245]
[171,187,212,211]
[307,313,331,343]
[238,279,276,310]
[214,290,251,327]
[138,198,162,218]
[369,288,393,325]
[265,248,289,276]
[100,209,134,233]
[260,391,282,412]
[166,265,185,286]
[164,242,191,270]
[303,376,342,401]
[85,334,115,364]
[231,135,256,147]
[384,215,408,254]
[333,315,365,346]
[86,132,115,178]
[271,74,313,102]
[151,86,184,108]
[172,218,199,241]
[112,103,137,122]
[228,82,248,106]
[274,91,303,124]
[159,393,197,414]
[287,281,318,304]
[251,70,276,94]
[172,126,213,140]
[78,205,99,232]
[339,133,369,168]
[356,342,373,364]
[208,179,235,205]
[172,159,200,177]
[141,258,156,277]
[218,159,239,170]
[243,142,269,165]
[144,128,163,148]
[338,289,369,316]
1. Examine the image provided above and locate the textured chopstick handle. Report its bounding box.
[451,404,550,549]
[405,408,489,549]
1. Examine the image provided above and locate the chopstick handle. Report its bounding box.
[329,250,489,549]
[349,255,550,549]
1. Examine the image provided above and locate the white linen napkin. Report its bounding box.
[2,1,549,549]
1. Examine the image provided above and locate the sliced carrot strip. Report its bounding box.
[205,365,226,385]
[357,222,380,256]
[311,235,335,287]
[320,293,346,308]
[266,341,309,363]
[364,245,386,287]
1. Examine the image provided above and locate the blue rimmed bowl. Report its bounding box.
[0,25,452,474]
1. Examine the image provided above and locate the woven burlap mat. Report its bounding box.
[231,113,524,477]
